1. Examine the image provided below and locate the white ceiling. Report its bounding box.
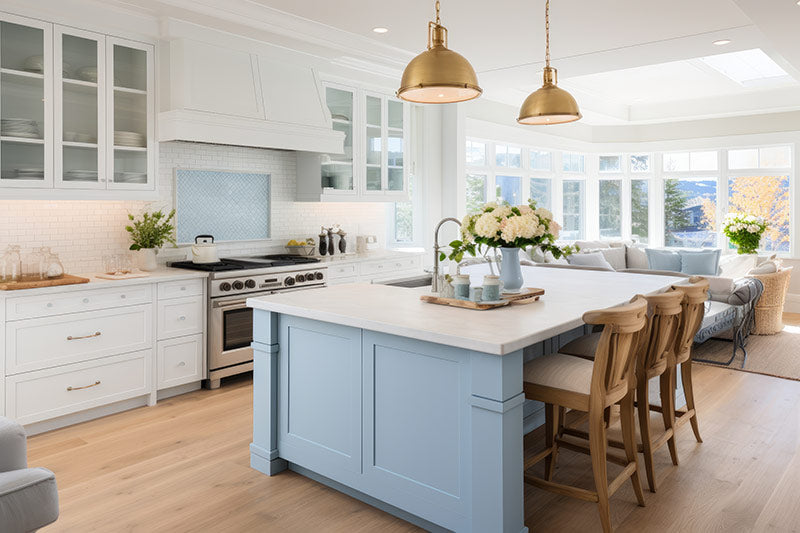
[121,0,800,125]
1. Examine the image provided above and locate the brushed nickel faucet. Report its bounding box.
[432,217,461,293]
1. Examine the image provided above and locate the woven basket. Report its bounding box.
[747,267,793,335]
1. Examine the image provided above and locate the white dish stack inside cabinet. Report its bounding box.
[155,278,205,391]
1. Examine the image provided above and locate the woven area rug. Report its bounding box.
[694,313,800,381]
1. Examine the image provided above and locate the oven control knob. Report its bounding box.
[315,272,324,280]
[245,279,256,289]
[219,282,232,292]
[295,274,305,283]
[232,280,244,291]
[285,277,295,287]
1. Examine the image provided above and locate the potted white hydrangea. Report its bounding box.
[447,200,574,293]
[722,213,767,255]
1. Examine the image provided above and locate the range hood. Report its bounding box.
[159,39,344,154]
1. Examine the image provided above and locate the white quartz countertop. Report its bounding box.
[0,268,208,298]
[316,249,424,265]
[247,267,684,355]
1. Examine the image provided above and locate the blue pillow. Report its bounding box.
[645,249,682,272]
[679,249,721,276]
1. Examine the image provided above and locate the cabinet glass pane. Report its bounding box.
[63,146,97,182]
[366,166,381,191]
[388,100,403,129]
[1,73,44,140]
[113,44,146,91]
[63,34,97,82]
[1,141,44,181]
[388,168,403,191]
[63,83,98,143]
[322,87,353,191]
[387,130,403,167]
[325,87,353,122]
[321,163,353,191]
[366,95,381,126]
[1,22,43,73]
[366,126,381,165]
[113,150,147,184]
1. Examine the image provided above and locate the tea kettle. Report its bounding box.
[191,235,219,264]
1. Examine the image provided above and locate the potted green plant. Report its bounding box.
[125,209,177,271]
[722,213,767,255]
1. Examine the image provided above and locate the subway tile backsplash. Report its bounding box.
[0,142,388,273]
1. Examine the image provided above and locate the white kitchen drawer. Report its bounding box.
[359,255,422,277]
[327,275,359,286]
[5,284,152,321]
[5,304,153,375]
[327,263,358,280]
[157,295,203,340]
[5,350,151,425]
[158,278,204,300]
[157,334,203,389]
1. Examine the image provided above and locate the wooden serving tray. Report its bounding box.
[420,287,545,310]
[0,274,90,290]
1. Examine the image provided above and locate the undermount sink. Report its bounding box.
[379,274,433,288]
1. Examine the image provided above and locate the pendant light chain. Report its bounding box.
[435,0,441,25]
[545,0,551,68]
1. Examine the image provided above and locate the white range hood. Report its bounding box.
[159,39,344,154]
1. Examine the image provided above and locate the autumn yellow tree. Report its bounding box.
[701,198,716,232]
[728,176,790,249]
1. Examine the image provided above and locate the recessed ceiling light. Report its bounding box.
[713,39,732,46]
[372,27,389,34]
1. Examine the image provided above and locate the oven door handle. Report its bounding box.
[212,300,249,309]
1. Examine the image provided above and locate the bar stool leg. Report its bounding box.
[660,368,679,466]
[544,403,560,481]
[620,391,646,506]
[681,360,703,443]
[636,377,657,492]
[589,406,612,533]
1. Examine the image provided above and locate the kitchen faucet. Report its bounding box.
[431,217,461,293]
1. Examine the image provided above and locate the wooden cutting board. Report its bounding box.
[0,274,90,290]
[420,287,545,310]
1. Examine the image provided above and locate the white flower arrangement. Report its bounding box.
[722,212,767,254]
[446,200,574,263]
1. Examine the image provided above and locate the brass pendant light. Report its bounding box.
[517,0,581,125]
[397,1,482,104]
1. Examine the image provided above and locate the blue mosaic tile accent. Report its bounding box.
[176,169,270,243]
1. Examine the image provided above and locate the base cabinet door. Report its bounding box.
[157,334,203,389]
[5,350,151,425]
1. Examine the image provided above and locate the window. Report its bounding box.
[599,180,622,238]
[664,178,717,247]
[562,152,585,173]
[530,150,551,171]
[663,151,717,172]
[466,140,486,166]
[599,155,621,173]
[466,173,487,213]
[562,180,585,240]
[495,144,521,168]
[630,154,650,173]
[393,173,414,243]
[530,177,551,209]
[728,146,791,169]
[728,175,790,252]
[631,179,649,244]
[495,175,521,205]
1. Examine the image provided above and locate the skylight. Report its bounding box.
[699,49,791,86]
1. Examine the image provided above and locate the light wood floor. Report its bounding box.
[30,317,800,532]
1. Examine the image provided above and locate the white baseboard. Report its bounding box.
[24,395,150,436]
[786,293,800,314]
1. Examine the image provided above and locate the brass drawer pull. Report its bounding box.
[67,331,102,341]
[67,380,101,391]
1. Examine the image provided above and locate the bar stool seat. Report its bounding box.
[559,332,601,360]
[523,353,594,395]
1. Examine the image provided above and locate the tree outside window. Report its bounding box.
[599,180,622,238]
[728,175,790,252]
[664,178,717,248]
[631,180,649,244]
[466,173,487,213]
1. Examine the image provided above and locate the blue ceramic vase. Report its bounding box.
[499,247,524,293]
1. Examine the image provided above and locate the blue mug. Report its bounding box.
[482,275,502,301]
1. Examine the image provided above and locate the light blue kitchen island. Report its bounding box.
[247,267,684,532]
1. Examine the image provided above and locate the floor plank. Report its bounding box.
[29,358,800,532]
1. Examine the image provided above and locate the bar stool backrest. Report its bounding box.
[639,290,685,377]
[671,277,710,365]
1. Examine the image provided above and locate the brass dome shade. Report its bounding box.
[517,0,581,125]
[397,1,482,104]
[517,67,581,124]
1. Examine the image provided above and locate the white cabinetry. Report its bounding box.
[0,11,156,196]
[324,254,423,285]
[297,83,409,202]
[155,279,204,389]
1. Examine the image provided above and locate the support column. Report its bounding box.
[470,349,528,533]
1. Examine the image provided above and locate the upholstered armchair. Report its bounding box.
[0,417,59,532]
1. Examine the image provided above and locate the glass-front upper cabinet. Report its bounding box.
[362,92,407,198]
[107,37,154,190]
[55,26,104,189]
[0,15,53,188]
[321,85,355,194]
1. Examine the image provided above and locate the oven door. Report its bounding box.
[208,292,269,373]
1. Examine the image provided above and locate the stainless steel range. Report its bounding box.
[169,255,326,388]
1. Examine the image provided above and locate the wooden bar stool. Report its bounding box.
[560,289,685,492]
[523,297,648,533]
[665,277,709,446]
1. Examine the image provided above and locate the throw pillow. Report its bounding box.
[530,247,546,263]
[707,276,735,299]
[679,249,721,276]
[748,260,779,275]
[597,247,626,271]
[567,251,614,271]
[646,249,682,272]
[544,251,569,265]
[626,245,649,269]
